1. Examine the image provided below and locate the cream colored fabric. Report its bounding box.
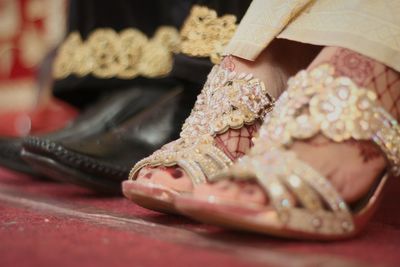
[225,0,400,72]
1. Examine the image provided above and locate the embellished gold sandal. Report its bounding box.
[175,64,400,240]
[122,65,274,213]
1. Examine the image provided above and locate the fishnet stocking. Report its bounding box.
[366,65,400,120]
[214,122,261,161]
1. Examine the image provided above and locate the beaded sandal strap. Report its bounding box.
[213,64,400,236]
[254,64,400,175]
[129,65,275,184]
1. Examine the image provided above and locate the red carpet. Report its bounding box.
[1,167,399,267]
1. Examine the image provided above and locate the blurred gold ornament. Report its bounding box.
[53,26,180,79]
[53,5,239,79]
[179,6,237,64]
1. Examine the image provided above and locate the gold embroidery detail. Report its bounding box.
[180,6,237,64]
[130,65,274,184]
[53,27,180,79]
[53,5,238,79]
[256,64,400,173]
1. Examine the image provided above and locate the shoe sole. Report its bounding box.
[122,181,180,214]
[21,150,121,195]
[175,195,358,241]
[0,155,40,176]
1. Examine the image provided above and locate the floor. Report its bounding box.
[1,167,399,267]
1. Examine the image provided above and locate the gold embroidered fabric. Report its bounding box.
[53,5,239,79]
[130,65,274,185]
[180,6,237,64]
[225,0,400,72]
[217,64,400,236]
[53,27,180,79]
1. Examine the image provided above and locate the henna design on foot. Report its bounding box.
[348,140,383,163]
[307,137,382,163]
[329,48,374,86]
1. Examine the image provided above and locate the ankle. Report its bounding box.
[221,55,286,99]
[222,40,321,99]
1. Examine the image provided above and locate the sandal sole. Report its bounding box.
[122,181,180,214]
[175,195,358,241]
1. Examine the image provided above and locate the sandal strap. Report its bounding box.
[214,64,399,235]
[254,64,400,175]
[220,150,354,235]
[129,65,275,184]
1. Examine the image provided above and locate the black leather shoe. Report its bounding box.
[21,84,195,194]
[0,83,176,175]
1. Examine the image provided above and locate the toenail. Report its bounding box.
[170,169,183,179]
[171,169,183,179]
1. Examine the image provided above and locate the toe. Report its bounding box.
[137,167,193,193]
[194,179,268,205]
[237,182,268,204]
[193,180,238,200]
[136,167,154,181]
